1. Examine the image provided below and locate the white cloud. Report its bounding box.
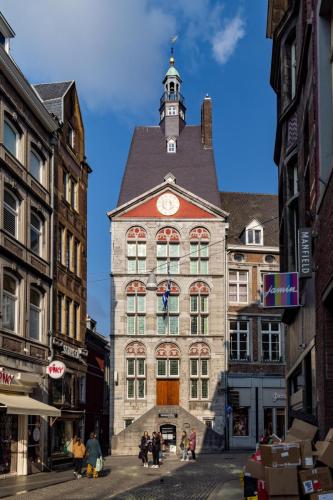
[212,14,246,65]
[0,1,245,113]
[1,0,176,114]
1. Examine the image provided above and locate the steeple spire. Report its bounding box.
[159,48,186,138]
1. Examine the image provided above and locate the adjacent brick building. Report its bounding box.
[221,192,285,449]
[267,0,333,436]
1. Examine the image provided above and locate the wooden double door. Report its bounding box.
[156,379,179,405]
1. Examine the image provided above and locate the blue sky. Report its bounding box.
[2,1,276,335]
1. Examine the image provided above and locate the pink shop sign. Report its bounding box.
[0,369,15,385]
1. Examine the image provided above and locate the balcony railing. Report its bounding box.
[160,91,185,106]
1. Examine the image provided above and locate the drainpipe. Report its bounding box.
[109,220,114,454]
[224,230,230,450]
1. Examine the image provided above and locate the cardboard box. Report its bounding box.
[325,429,333,443]
[260,443,301,467]
[301,439,315,468]
[264,466,299,496]
[299,467,333,495]
[309,492,333,500]
[316,441,333,468]
[245,458,265,480]
[286,418,318,442]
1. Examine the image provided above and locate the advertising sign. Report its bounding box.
[263,272,299,308]
[46,360,66,379]
[0,369,15,385]
[298,228,312,278]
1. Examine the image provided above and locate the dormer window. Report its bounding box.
[245,220,263,246]
[167,138,176,154]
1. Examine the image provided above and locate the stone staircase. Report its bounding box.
[111,405,224,455]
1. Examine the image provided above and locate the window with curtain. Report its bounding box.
[30,212,43,255]
[228,270,248,303]
[156,228,180,274]
[4,189,19,238]
[2,273,18,332]
[126,281,146,335]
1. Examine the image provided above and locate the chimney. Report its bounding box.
[201,95,212,149]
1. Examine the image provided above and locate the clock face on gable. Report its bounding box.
[156,193,180,215]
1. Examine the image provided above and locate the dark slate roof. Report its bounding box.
[33,82,73,121]
[117,125,221,208]
[220,191,279,247]
[33,81,72,100]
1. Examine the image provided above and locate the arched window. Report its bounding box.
[2,273,18,332]
[29,288,42,341]
[125,342,146,399]
[126,281,146,335]
[30,211,43,255]
[30,149,43,183]
[190,282,209,335]
[156,342,180,378]
[127,227,146,274]
[190,227,210,274]
[189,342,210,400]
[157,281,180,335]
[4,119,20,158]
[156,228,180,274]
[3,188,19,238]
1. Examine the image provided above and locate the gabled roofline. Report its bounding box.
[0,47,58,133]
[108,178,229,220]
[0,12,15,38]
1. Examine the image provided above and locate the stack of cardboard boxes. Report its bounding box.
[244,419,333,499]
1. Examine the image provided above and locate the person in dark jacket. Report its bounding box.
[151,431,161,468]
[139,431,150,468]
[86,432,102,478]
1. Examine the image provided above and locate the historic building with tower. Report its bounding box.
[108,53,228,454]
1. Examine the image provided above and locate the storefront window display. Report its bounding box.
[232,407,249,436]
[0,414,18,475]
[51,420,74,455]
[264,407,285,439]
[28,416,42,473]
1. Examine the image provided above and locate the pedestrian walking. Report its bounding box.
[139,431,150,468]
[158,431,163,463]
[151,431,160,468]
[189,428,197,461]
[72,436,85,478]
[179,431,189,462]
[86,432,102,478]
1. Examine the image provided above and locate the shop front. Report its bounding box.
[228,375,286,449]
[0,368,60,477]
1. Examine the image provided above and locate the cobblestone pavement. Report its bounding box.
[3,452,247,500]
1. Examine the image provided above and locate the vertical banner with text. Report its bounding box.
[298,228,312,278]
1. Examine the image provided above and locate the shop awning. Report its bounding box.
[0,393,61,417]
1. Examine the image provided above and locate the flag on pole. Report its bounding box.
[162,281,171,311]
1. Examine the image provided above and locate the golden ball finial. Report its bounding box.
[170,55,175,66]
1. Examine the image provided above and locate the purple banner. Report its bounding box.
[263,272,299,308]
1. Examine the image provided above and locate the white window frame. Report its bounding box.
[157,294,179,335]
[2,273,18,333]
[190,294,209,335]
[228,270,249,303]
[190,241,209,274]
[3,188,19,239]
[29,287,42,341]
[156,358,179,378]
[229,320,250,361]
[127,239,146,273]
[30,211,43,256]
[190,358,209,400]
[167,139,176,153]
[126,357,146,400]
[127,293,146,335]
[261,321,281,362]
[67,124,75,148]
[156,241,180,274]
[167,106,177,116]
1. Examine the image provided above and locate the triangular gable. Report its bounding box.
[108,179,228,220]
